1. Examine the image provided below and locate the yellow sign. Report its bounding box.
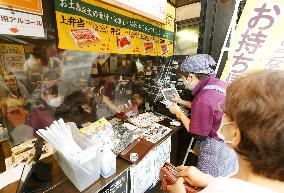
[0,44,25,70]
[221,0,284,83]
[80,118,111,134]
[0,0,43,15]
[55,0,175,56]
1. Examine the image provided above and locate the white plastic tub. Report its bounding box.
[54,123,101,192]
[54,149,100,192]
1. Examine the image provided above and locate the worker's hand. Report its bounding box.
[167,177,186,193]
[168,103,182,115]
[172,94,182,104]
[177,166,214,188]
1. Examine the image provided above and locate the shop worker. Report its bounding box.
[168,70,284,193]
[167,54,238,177]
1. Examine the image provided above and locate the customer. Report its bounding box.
[167,54,238,177]
[91,76,116,120]
[168,70,284,193]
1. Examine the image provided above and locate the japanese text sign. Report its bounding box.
[0,0,43,15]
[221,0,284,83]
[98,169,128,193]
[0,8,44,37]
[0,44,25,70]
[55,0,175,56]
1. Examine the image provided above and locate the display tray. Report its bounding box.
[119,138,154,164]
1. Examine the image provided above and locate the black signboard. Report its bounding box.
[99,169,129,193]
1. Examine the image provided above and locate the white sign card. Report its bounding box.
[0,8,45,38]
[152,137,171,185]
[130,137,171,193]
[161,87,180,102]
[102,0,167,23]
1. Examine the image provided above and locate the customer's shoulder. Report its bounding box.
[200,178,277,193]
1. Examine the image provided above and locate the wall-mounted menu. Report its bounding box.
[55,0,174,56]
[0,44,25,70]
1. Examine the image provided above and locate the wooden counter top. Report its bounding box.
[37,119,182,193]
[38,157,130,193]
[0,113,185,193]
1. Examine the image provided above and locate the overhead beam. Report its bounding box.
[176,0,201,7]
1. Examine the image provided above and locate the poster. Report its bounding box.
[221,1,284,83]
[55,0,175,56]
[130,149,155,193]
[0,8,45,38]
[152,137,171,186]
[130,136,171,193]
[0,44,25,70]
[0,0,43,15]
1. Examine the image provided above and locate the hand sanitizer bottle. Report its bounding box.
[100,143,116,178]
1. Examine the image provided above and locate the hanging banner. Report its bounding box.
[221,1,284,83]
[0,8,45,38]
[54,0,175,56]
[0,44,25,70]
[0,0,43,15]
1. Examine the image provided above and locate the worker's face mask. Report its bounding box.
[47,96,63,107]
[183,74,199,90]
[217,115,235,144]
[183,79,195,90]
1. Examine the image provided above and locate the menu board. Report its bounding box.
[101,0,167,23]
[0,44,25,70]
[55,0,174,56]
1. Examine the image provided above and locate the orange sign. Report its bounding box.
[0,0,43,15]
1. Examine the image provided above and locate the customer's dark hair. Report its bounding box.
[225,70,284,181]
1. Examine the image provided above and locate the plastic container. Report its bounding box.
[54,123,101,192]
[100,144,116,178]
